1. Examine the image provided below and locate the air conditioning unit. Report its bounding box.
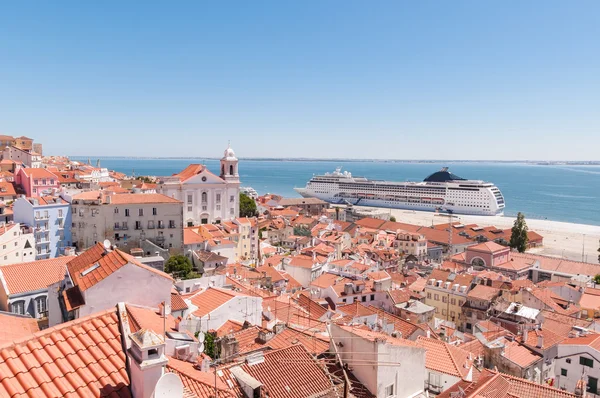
[175,345,190,360]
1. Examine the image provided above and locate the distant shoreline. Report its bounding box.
[67,156,600,166]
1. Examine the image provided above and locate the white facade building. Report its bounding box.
[0,223,35,266]
[159,145,240,226]
[555,333,600,396]
[329,323,427,398]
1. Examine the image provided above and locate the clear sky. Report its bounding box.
[0,1,598,160]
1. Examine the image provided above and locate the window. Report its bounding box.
[442,296,447,303]
[122,221,128,229]
[35,297,47,318]
[566,359,571,364]
[139,209,144,216]
[169,220,176,228]
[135,221,142,230]
[35,211,40,219]
[216,205,221,210]
[385,384,394,397]
[188,206,192,212]
[148,220,154,229]
[216,193,221,203]
[125,209,130,217]
[201,192,207,203]
[58,209,63,217]
[157,220,164,228]
[187,194,193,204]
[589,376,598,395]
[201,218,208,224]
[580,357,594,368]
[427,292,432,299]
[434,294,439,301]
[152,207,157,215]
[11,301,25,315]
[230,195,234,202]
[451,298,456,305]
[361,296,366,302]
[561,368,568,376]
[370,294,375,301]
[442,309,446,316]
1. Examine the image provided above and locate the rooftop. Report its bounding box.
[0,256,75,295]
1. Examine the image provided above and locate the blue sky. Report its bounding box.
[0,1,598,160]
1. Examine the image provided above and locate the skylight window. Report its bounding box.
[81,263,100,277]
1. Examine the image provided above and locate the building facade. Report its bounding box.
[70,191,183,254]
[13,196,72,259]
[159,145,240,226]
[0,223,35,265]
[15,167,60,197]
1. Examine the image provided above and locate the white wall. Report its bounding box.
[189,295,263,332]
[555,343,600,394]
[175,274,226,294]
[330,323,426,398]
[282,264,313,288]
[79,262,171,317]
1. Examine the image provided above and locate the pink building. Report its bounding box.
[465,241,510,268]
[15,168,60,197]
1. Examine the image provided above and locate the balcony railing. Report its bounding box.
[35,215,49,220]
[36,238,50,245]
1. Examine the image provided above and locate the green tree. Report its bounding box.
[165,255,193,278]
[594,274,600,285]
[239,193,258,217]
[389,216,397,222]
[201,332,217,358]
[136,176,153,183]
[509,212,529,253]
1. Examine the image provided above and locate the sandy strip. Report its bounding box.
[359,207,600,263]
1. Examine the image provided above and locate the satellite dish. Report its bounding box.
[154,373,184,398]
[197,332,205,343]
[103,239,111,250]
[198,343,205,352]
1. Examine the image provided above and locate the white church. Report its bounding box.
[159,144,240,226]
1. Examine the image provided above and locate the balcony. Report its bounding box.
[56,214,64,219]
[35,215,49,221]
[156,235,165,242]
[36,238,50,245]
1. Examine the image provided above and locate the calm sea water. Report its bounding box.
[73,158,600,226]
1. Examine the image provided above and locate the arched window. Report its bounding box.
[201,192,207,203]
[229,165,234,175]
[221,164,225,175]
[11,301,25,315]
[35,297,47,318]
[472,258,485,268]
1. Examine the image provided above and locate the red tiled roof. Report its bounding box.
[0,309,131,397]
[167,357,234,398]
[238,344,334,398]
[21,168,59,180]
[416,336,473,378]
[183,228,206,245]
[0,256,75,295]
[0,312,40,345]
[189,287,248,317]
[287,254,316,269]
[469,241,509,254]
[0,182,16,197]
[171,292,189,312]
[216,319,245,337]
[67,243,172,292]
[172,164,206,182]
[497,337,542,368]
[338,302,376,318]
[467,284,501,301]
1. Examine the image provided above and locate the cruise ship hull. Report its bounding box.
[295,168,506,217]
[295,188,503,216]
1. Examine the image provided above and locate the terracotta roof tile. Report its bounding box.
[0,256,74,295]
[467,284,501,301]
[416,336,473,378]
[67,243,172,292]
[337,302,376,318]
[189,287,248,317]
[216,320,245,337]
[0,312,40,345]
[21,168,59,179]
[0,309,131,397]
[239,344,334,398]
[171,292,189,312]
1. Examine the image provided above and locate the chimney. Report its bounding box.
[127,329,168,398]
[257,330,274,343]
[523,328,529,343]
[230,366,262,398]
[537,333,544,348]
[218,335,239,363]
[344,283,354,296]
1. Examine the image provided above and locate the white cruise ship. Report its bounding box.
[295,167,505,216]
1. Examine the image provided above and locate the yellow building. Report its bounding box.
[423,269,474,329]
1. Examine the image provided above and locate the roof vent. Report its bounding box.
[81,262,100,276]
